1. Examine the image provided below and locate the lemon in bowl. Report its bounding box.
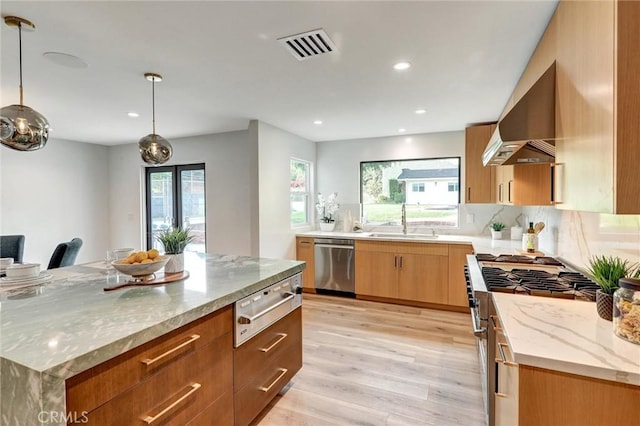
[111,249,168,279]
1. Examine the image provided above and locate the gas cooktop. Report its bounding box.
[481,267,598,301]
[476,253,564,266]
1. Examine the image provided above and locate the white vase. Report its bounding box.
[319,222,336,232]
[164,253,184,273]
[491,230,503,240]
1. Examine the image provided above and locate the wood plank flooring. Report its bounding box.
[253,294,487,426]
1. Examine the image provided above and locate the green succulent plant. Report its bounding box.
[491,222,506,232]
[587,255,637,295]
[155,227,195,254]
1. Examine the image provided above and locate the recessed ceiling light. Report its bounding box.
[415,109,426,114]
[398,128,406,133]
[313,120,323,125]
[127,112,139,118]
[393,62,411,71]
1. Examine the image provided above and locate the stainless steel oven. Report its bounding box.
[234,273,302,347]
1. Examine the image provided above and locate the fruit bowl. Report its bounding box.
[111,256,169,280]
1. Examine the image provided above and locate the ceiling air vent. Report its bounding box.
[278,29,337,61]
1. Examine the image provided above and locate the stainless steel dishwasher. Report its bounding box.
[314,238,355,297]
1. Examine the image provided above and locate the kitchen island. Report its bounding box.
[0,253,304,425]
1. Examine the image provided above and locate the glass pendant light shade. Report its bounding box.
[138,72,172,165]
[138,133,173,165]
[0,104,50,151]
[1,16,50,152]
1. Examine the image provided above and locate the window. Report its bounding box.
[411,183,425,192]
[290,158,311,227]
[360,157,461,228]
[145,164,206,253]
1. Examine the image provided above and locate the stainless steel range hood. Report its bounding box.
[482,62,556,166]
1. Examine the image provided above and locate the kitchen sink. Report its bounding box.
[367,232,439,240]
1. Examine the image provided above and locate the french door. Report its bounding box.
[145,164,206,253]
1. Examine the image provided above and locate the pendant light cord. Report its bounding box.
[18,22,24,105]
[151,78,156,134]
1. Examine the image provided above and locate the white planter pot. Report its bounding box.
[164,253,184,273]
[491,230,503,240]
[319,222,336,232]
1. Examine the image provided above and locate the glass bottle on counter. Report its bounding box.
[522,222,538,253]
[613,278,640,345]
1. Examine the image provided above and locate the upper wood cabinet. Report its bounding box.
[554,0,640,213]
[465,124,496,204]
[496,164,554,206]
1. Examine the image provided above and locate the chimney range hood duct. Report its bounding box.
[482,62,556,166]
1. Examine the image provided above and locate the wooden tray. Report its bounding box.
[104,271,189,292]
[515,249,545,257]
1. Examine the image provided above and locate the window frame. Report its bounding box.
[290,158,312,228]
[359,156,461,229]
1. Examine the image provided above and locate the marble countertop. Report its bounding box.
[297,230,537,256]
[492,292,640,386]
[0,252,303,425]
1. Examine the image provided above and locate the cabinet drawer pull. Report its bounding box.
[496,342,517,367]
[489,315,502,332]
[495,392,508,398]
[142,382,201,424]
[394,255,397,268]
[399,256,403,269]
[259,368,288,393]
[260,333,288,352]
[141,334,200,366]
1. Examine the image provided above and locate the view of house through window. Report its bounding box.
[290,158,311,226]
[360,157,460,227]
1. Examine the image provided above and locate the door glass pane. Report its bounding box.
[180,169,205,254]
[150,171,173,251]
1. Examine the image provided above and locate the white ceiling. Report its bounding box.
[0,0,559,146]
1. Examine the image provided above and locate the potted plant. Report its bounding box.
[490,222,506,240]
[316,192,339,232]
[587,255,636,321]
[155,227,195,273]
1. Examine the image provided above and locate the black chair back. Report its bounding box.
[47,238,83,269]
[0,235,25,263]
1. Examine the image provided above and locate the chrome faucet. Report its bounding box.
[401,203,407,235]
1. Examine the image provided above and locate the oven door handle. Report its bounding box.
[238,293,296,325]
[470,308,486,337]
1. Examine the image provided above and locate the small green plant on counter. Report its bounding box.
[587,255,637,294]
[155,227,195,254]
[491,222,506,232]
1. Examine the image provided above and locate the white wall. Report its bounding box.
[256,121,316,260]
[108,130,255,256]
[316,131,523,235]
[0,138,109,266]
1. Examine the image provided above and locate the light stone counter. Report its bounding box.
[492,292,640,386]
[0,252,304,425]
[297,230,538,256]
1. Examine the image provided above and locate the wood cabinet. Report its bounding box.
[554,0,640,213]
[496,164,554,206]
[355,240,449,306]
[447,244,474,308]
[295,236,315,291]
[465,124,496,204]
[66,306,233,425]
[233,307,303,426]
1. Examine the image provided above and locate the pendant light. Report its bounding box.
[0,16,50,151]
[138,73,172,165]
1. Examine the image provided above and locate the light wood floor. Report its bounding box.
[253,294,487,426]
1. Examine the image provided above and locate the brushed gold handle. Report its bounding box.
[496,342,517,367]
[142,383,201,424]
[141,334,200,366]
[495,392,508,398]
[260,333,288,353]
[489,315,502,332]
[259,368,288,392]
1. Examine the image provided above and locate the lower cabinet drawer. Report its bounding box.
[79,332,232,425]
[186,390,234,426]
[233,308,303,426]
[234,307,302,390]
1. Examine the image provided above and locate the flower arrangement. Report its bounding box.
[316,192,339,223]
